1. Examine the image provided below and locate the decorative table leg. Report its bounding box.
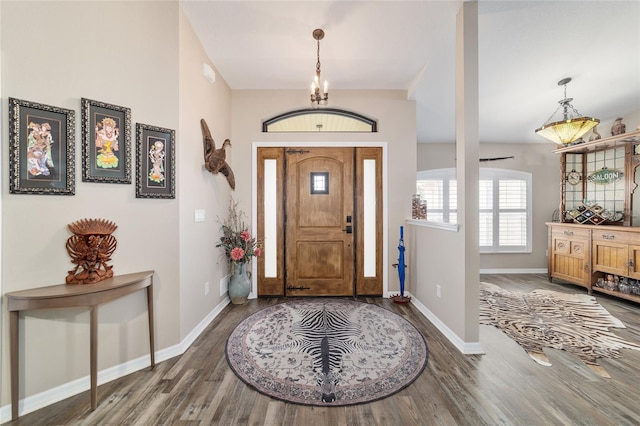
[90,305,98,410]
[10,310,19,420]
[147,282,156,370]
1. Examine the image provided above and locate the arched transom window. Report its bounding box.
[263,108,377,133]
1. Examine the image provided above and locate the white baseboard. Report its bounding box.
[2,288,494,422]
[0,296,230,423]
[480,268,547,274]
[408,293,485,355]
[407,269,547,352]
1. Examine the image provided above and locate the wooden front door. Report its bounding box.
[285,147,354,296]
[256,146,382,298]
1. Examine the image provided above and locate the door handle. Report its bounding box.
[344,215,353,233]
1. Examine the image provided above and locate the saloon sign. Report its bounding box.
[588,167,623,185]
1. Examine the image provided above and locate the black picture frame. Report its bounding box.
[81,98,131,184]
[8,97,75,195]
[136,123,175,199]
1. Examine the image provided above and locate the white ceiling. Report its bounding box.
[180,1,640,144]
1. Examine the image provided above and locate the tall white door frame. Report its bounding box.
[251,141,389,299]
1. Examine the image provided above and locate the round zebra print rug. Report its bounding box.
[225,299,428,406]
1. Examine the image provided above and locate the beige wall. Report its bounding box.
[230,89,417,294]
[177,8,233,338]
[408,3,481,348]
[0,1,233,410]
[407,223,467,335]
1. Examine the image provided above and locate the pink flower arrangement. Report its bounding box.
[230,247,246,261]
[217,200,262,269]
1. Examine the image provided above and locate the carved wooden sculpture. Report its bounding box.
[66,218,118,284]
[611,117,626,136]
[201,118,235,190]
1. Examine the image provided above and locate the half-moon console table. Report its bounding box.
[6,270,155,420]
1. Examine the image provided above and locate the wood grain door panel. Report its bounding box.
[256,147,285,296]
[548,226,590,288]
[285,147,354,296]
[628,245,640,279]
[593,241,628,276]
[296,242,343,278]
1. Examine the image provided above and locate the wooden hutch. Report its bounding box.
[547,129,640,303]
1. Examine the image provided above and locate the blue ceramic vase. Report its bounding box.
[229,262,251,305]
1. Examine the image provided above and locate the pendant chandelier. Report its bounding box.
[310,28,328,106]
[535,77,599,145]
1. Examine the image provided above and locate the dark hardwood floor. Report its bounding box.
[6,274,640,425]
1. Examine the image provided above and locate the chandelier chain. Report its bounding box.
[542,80,585,124]
[310,28,328,105]
[543,105,562,125]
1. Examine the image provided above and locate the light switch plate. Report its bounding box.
[194,209,206,222]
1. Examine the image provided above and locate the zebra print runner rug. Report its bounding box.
[479,282,640,378]
[225,299,428,406]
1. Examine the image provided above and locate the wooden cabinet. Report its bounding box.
[549,130,640,304]
[555,129,640,227]
[592,230,634,277]
[547,223,640,304]
[548,224,591,288]
[590,229,640,303]
[628,245,640,279]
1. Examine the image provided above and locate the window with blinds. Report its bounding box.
[417,168,532,253]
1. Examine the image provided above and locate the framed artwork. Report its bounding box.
[136,123,175,199]
[81,98,131,183]
[8,97,75,195]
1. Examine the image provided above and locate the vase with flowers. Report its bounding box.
[217,200,262,304]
